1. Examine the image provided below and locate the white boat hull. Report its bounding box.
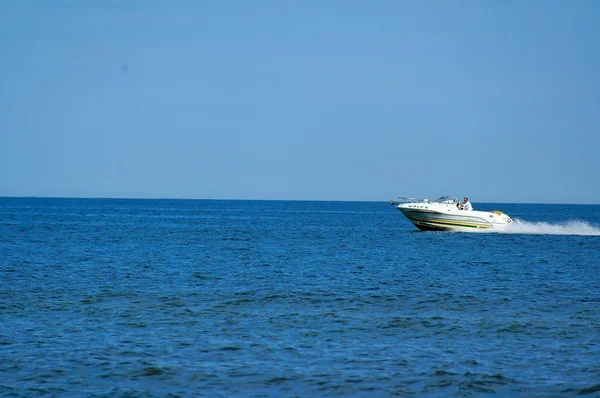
[393,197,516,232]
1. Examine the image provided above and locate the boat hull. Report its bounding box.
[397,207,514,232]
[400,209,493,231]
[392,196,516,232]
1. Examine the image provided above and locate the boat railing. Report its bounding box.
[390,197,423,206]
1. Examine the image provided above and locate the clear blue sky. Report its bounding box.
[1,1,599,203]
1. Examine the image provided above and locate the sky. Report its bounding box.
[1,1,599,204]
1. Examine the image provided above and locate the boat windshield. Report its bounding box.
[433,196,457,204]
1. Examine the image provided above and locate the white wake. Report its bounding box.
[499,220,600,236]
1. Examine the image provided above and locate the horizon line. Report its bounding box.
[0,195,599,206]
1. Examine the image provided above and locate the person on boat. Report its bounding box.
[461,197,473,211]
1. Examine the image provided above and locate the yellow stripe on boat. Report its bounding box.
[405,214,492,229]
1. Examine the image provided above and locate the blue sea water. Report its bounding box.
[1,198,599,397]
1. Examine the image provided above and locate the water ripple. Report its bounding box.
[1,198,599,396]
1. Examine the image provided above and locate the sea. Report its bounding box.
[1,198,599,397]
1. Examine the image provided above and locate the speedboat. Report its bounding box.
[390,196,518,232]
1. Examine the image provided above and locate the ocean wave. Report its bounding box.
[502,220,600,236]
